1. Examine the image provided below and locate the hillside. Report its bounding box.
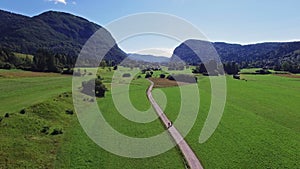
[0,9,127,64]
[171,39,300,70]
[128,53,170,63]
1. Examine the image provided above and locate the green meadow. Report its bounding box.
[0,70,72,115]
[0,68,299,168]
[0,69,184,169]
[155,74,300,168]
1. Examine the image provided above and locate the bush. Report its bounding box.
[19,109,26,114]
[4,113,9,118]
[137,75,141,79]
[166,75,175,80]
[65,109,74,115]
[81,78,107,97]
[122,73,131,77]
[160,74,166,78]
[50,128,63,135]
[145,72,152,78]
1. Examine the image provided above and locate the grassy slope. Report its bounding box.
[0,93,74,168]
[156,74,300,168]
[1,68,185,168]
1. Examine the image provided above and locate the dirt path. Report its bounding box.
[147,79,204,169]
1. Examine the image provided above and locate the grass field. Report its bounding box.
[56,78,185,168]
[155,74,300,168]
[0,68,185,168]
[0,69,72,115]
[1,68,299,168]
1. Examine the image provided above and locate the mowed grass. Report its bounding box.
[2,67,299,168]
[0,70,72,115]
[0,69,185,168]
[155,74,300,168]
[56,78,185,168]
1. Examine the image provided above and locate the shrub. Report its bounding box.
[65,109,74,115]
[145,72,152,78]
[166,75,175,80]
[4,113,9,118]
[160,74,166,78]
[19,109,26,114]
[51,128,63,135]
[81,78,107,98]
[122,73,131,77]
[137,75,141,79]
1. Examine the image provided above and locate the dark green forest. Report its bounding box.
[172,40,300,73]
[0,9,127,71]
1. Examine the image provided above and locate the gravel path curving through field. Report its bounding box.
[146,79,204,169]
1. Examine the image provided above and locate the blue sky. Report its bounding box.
[1,0,300,56]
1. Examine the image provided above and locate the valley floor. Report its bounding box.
[0,69,299,168]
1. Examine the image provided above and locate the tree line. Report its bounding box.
[0,48,118,73]
[192,61,239,75]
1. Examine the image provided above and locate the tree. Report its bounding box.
[160,74,166,78]
[95,78,107,97]
[81,77,107,97]
[145,72,152,78]
[282,61,291,71]
[223,62,239,75]
[192,63,207,74]
[100,60,107,68]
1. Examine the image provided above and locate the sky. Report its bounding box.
[1,0,300,57]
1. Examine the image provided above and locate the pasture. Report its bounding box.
[0,68,185,168]
[1,68,299,168]
[155,74,300,168]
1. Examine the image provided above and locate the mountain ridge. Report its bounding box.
[0,9,127,64]
[171,39,300,70]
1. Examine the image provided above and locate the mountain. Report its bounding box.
[171,39,300,68]
[0,9,127,64]
[128,53,170,63]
